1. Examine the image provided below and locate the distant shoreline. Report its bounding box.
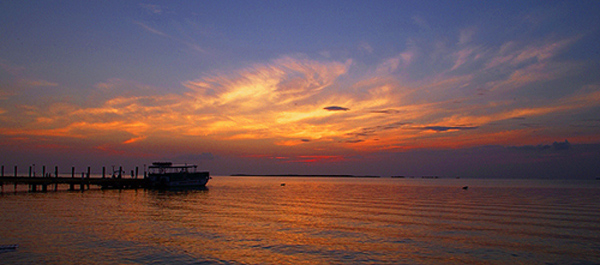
[230,174,380,178]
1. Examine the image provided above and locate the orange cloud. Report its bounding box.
[1,34,597,160]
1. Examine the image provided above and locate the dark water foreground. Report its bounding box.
[1,177,599,264]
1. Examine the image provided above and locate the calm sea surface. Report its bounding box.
[1,177,599,264]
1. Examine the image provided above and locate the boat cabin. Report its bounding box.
[148,162,198,175]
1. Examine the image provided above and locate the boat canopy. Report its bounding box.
[148,162,198,174]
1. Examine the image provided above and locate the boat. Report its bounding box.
[0,244,18,253]
[147,162,210,189]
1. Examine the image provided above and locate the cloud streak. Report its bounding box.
[133,20,206,54]
[1,24,598,161]
[421,126,478,132]
[324,106,350,111]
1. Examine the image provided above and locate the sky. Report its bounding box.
[1,1,600,178]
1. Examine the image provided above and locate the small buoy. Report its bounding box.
[281,183,286,186]
[462,186,468,190]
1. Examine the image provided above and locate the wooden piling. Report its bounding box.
[42,166,46,178]
[13,166,17,191]
[29,166,32,177]
[119,166,122,179]
[80,172,85,191]
[87,167,91,189]
[54,166,58,191]
[1,165,3,177]
[102,167,106,179]
[70,166,75,191]
[135,167,139,179]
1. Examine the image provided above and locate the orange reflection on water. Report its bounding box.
[2,177,599,264]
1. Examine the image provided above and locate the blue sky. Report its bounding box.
[1,1,599,178]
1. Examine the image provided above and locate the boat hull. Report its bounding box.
[147,171,210,189]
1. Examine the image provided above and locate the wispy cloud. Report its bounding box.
[19,79,59,87]
[411,15,430,30]
[509,140,571,152]
[0,60,26,76]
[1,26,597,158]
[133,20,206,54]
[458,27,476,45]
[140,4,163,15]
[358,41,374,53]
[133,21,168,37]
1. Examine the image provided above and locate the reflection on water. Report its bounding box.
[1,177,600,264]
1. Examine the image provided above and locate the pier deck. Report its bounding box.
[0,176,147,191]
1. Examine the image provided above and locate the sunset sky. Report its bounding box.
[1,1,599,178]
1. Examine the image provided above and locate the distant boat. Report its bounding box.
[0,244,18,251]
[147,162,210,189]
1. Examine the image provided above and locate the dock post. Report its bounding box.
[102,167,106,178]
[30,184,36,192]
[29,166,32,177]
[80,172,85,191]
[87,167,91,189]
[69,166,75,191]
[42,166,46,178]
[1,165,3,177]
[13,165,17,191]
[54,166,58,191]
[42,184,47,192]
[119,166,122,179]
[135,167,139,179]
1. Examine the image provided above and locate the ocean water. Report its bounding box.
[1,177,599,265]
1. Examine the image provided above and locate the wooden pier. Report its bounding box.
[0,176,147,192]
[0,165,147,192]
